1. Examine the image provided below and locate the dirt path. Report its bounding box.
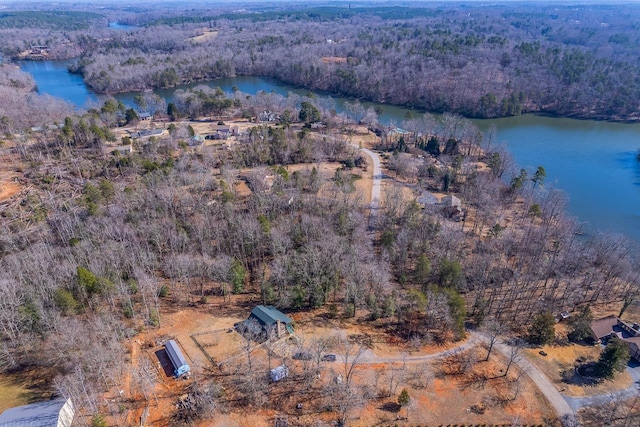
[359,334,481,364]
[477,332,574,417]
[360,148,381,209]
[124,340,144,426]
[358,147,382,229]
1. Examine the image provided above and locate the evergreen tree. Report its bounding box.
[596,337,629,379]
[397,388,411,419]
[528,311,556,346]
[298,101,321,124]
[425,136,440,156]
[567,306,593,342]
[125,108,139,125]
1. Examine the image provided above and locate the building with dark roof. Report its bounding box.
[589,315,620,342]
[237,305,293,341]
[590,315,640,361]
[0,398,73,427]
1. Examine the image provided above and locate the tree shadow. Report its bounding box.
[378,401,401,413]
[563,362,601,386]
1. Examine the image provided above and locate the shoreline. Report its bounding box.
[14,56,640,124]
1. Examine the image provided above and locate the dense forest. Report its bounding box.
[2,3,640,120]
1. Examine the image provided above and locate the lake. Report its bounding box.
[17,60,640,244]
[108,22,139,31]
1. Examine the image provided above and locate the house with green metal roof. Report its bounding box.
[237,305,293,341]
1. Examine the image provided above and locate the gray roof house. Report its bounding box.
[590,315,640,361]
[416,191,439,206]
[440,194,462,209]
[589,315,620,341]
[237,305,293,341]
[0,398,73,427]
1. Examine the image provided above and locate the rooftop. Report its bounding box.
[0,398,72,427]
[590,315,619,340]
[250,305,292,325]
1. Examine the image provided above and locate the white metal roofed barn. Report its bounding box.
[0,398,73,427]
[165,339,190,377]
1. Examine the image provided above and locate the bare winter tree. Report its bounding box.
[482,320,506,361]
[503,338,525,377]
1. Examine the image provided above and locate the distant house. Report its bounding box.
[258,110,277,122]
[30,124,64,133]
[111,144,133,155]
[237,305,293,341]
[188,134,205,146]
[270,365,289,382]
[213,125,232,140]
[29,45,49,55]
[590,315,640,361]
[439,194,463,220]
[0,398,74,427]
[440,194,462,209]
[165,339,190,377]
[130,129,163,139]
[138,112,152,121]
[386,127,412,143]
[416,191,439,207]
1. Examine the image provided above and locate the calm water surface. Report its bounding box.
[18,60,640,243]
[18,59,98,107]
[108,22,139,30]
[474,116,640,243]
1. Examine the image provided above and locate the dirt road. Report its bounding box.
[481,333,574,418]
[358,334,481,364]
[359,147,382,229]
[360,148,381,209]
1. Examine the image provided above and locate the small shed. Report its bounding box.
[139,112,152,121]
[165,340,190,377]
[270,365,289,382]
[0,398,74,427]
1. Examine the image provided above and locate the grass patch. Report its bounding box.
[0,369,54,413]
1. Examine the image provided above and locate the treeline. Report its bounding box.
[55,2,640,120]
[0,11,102,30]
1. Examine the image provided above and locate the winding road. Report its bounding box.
[357,334,481,365]
[480,333,640,417]
[484,335,574,417]
[355,137,637,420]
